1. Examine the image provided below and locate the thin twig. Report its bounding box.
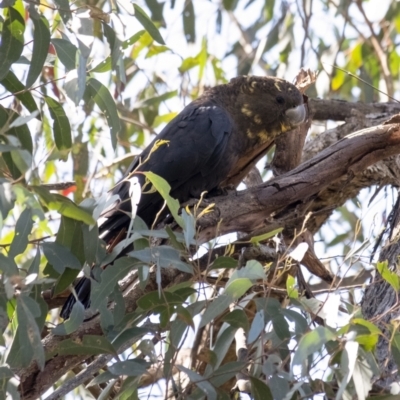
[355,0,394,97]
[43,354,113,400]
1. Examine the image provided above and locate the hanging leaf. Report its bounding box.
[176,365,217,400]
[133,4,165,45]
[0,7,25,81]
[182,0,195,43]
[53,0,72,24]
[142,171,183,227]
[15,295,45,369]
[0,106,33,152]
[90,257,139,310]
[292,326,336,370]
[108,360,149,376]
[250,377,273,400]
[26,16,50,87]
[31,185,95,225]
[85,78,121,150]
[377,261,400,291]
[122,29,146,49]
[8,207,33,259]
[44,96,72,152]
[0,71,39,116]
[42,242,82,274]
[51,38,77,71]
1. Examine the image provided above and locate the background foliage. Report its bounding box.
[1,0,400,399]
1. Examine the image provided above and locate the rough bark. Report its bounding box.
[197,122,400,243]
[362,194,400,390]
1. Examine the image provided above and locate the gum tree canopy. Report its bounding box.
[1,1,400,399]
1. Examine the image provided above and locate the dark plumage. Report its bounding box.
[60,75,307,319]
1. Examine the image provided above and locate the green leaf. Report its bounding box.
[391,332,400,370]
[199,293,232,328]
[182,208,195,248]
[85,78,121,150]
[292,326,336,369]
[377,261,400,291]
[223,0,239,10]
[48,335,116,357]
[0,7,25,81]
[281,309,308,335]
[42,242,82,274]
[102,23,123,72]
[250,377,273,400]
[53,0,71,23]
[27,248,41,275]
[11,148,31,173]
[9,207,33,258]
[122,29,146,49]
[16,295,45,369]
[142,171,183,227]
[53,301,84,334]
[112,327,150,351]
[44,96,72,152]
[250,227,283,245]
[81,222,104,266]
[128,246,193,274]
[108,360,149,376]
[90,56,111,73]
[90,257,139,310]
[182,0,196,43]
[54,267,80,295]
[286,275,298,299]
[26,16,50,87]
[207,326,237,371]
[272,314,290,341]
[9,111,39,127]
[209,361,246,387]
[225,278,252,298]
[352,318,382,335]
[133,4,165,45]
[137,290,186,311]
[146,44,169,58]
[55,216,82,248]
[51,38,77,71]
[0,366,14,392]
[0,71,39,115]
[0,253,18,276]
[230,260,266,281]
[210,256,238,270]
[31,185,95,224]
[176,365,217,400]
[88,370,117,387]
[221,309,249,331]
[248,310,265,344]
[0,366,13,382]
[179,55,199,73]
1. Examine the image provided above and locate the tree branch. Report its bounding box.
[196,121,400,243]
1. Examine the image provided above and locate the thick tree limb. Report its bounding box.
[309,99,400,121]
[196,122,400,243]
